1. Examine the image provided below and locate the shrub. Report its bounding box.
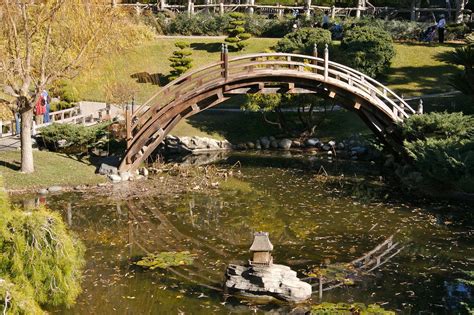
[274,27,332,55]
[168,41,193,81]
[225,12,251,51]
[446,23,471,40]
[50,100,75,112]
[166,13,230,36]
[51,81,80,103]
[39,122,111,154]
[340,25,395,77]
[437,44,474,96]
[401,112,474,193]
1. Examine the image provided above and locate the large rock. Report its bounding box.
[98,163,118,175]
[270,140,279,149]
[305,138,320,147]
[225,264,312,303]
[164,135,232,153]
[260,137,270,149]
[278,139,292,150]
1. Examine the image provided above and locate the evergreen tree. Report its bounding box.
[168,41,193,81]
[225,13,251,51]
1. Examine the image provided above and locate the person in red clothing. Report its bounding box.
[34,95,46,125]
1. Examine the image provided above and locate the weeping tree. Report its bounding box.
[0,179,85,313]
[225,13,251,51]
[0,0,154,173]
[168,41,193,81]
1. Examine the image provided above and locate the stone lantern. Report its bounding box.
[249,232,273,266]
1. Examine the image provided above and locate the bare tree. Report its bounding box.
[0,0,153,173]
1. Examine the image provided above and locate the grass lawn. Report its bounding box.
[0,151,105,191]
[71,38,458,104]
[72,37,278,104]
[384,42,459,96]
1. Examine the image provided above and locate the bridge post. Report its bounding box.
[247,0,254,15]
[305,0,311,19]
[312,44,318,74]
[324,44,329,81]
[222,44,229,80]
[219,1,224,15]
[125,104,132,164]
[417,99,423,114]
[399,100,405,119]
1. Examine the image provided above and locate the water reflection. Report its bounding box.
[12,153,473,314]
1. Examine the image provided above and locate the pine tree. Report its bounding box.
[168,41,193,81]
[225,13,251,51]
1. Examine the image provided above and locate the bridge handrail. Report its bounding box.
[131,52,415,138]
[133,61,224,118]
[226,53,415,115]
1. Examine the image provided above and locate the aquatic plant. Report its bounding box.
[311,302,395,314]
[135,251,196,270]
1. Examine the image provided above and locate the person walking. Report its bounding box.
[437,14,446,44]
[41,90,51,123]
[34,95,45,125]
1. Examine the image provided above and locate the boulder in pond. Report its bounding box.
[305,138,320,147]
[225,264,312,303]
[278,139,292,150]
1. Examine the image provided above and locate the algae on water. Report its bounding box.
[135,251,196,270]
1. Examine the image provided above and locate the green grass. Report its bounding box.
[72,38,459,104]
[72,37,278,103]
[385,42,459,96]
[0,151,105,190]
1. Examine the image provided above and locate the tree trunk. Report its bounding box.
[20,108,34,173]
[455,0,465,23]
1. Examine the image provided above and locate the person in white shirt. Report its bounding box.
[437,14,446,43]
[322,11,330,29]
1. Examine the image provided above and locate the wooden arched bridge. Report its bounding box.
[119,45,420,172]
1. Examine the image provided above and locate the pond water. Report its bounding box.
[14,152,473,314]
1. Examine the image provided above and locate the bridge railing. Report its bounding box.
[129,49,416,144]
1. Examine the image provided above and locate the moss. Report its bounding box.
[311,302,395,314]
[135,251,196,270]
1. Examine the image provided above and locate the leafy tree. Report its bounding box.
[340,25,395,77]
[0,178,84,312]
[437,44,474,96]
[168,41,193,81]
[244,94,336,136]
[225,12,251,51]
[0,0,154,173]
[400,112,474,193]
[274,28,332,55]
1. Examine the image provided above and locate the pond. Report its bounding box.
[13,152,473,314]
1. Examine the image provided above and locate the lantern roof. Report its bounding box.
[249,232,273,252]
